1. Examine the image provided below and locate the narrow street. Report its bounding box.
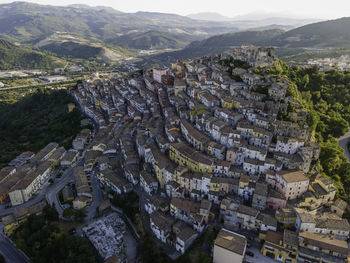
[45,159,83,217]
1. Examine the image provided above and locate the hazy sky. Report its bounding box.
[0,0,349,19]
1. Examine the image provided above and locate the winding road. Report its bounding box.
[338,129,350,161]
[0,233,29,263]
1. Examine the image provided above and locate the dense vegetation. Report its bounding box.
[0,39,62,69]
[0,89,83,168]
[108,30,194,50]
[111,192,140,222]
[13,205,97,263]
[266,61,350,199]
[41,41,103,59]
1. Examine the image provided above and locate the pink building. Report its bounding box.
[265,169,309,200]
[153,67,169,83]
[268,189,287,210]
[226,148,236,163]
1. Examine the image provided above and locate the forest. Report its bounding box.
[267,61,350,200]
[0,89,83,168]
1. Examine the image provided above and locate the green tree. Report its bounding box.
[62,208,75,219]
[42,204,59,221]
[74,209,87,222]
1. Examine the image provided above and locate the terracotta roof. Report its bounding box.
[177,225,197,241]
[237,204,259,217]
[299,232,350,255]
[150,211,174,230]
[214,229,246,256]
[266,230,283,245]
[277,170,309,183]
[315,218,350,230]
[171,197,200,214]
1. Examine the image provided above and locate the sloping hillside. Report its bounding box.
[272,17,350,48]
[40,41,103,59]
[107,30,195,50]
[0,39,63,69]
[0,2,239,45]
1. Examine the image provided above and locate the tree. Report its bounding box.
[74,209,87,222]
[62,208,74,219]
[13,214,97,263]
[42,204,58,221]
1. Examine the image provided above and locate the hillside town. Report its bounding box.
[306,55,350,71]
[1,45,350,263]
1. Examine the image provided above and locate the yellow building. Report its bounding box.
[297,232,350,263]
[261,230,298,263]
[2,214,26,236]
[221,96,234,108]
[213,229,247,263]
[1,200,47,236]
[172,166,189,184]
[239,175,249,189]
[275,208,297,228]
[298,175,337,210]
[169,143,214,174]
[154,156,176,188]
[73,195,90,209]
[312,175,336,202]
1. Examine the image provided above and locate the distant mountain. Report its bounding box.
[248,24,294,31]
[0,38,63,69]
[187,11,320,29]
[107,30,197,50]
[68,4,122,13]
[143,17,350,65]
[187,29,284,49]
[0,2,239,45]
[144,29,284,65]
[272,17,350,48]
[187,12,231,21]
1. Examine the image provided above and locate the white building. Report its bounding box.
[153,67,169,83]
[276,136,304,155]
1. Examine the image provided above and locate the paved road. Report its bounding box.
[45,161,81,216]
[0,191,45,217]
[86,171,104,220]
[0,233,29,263]
[338,129,350,162]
